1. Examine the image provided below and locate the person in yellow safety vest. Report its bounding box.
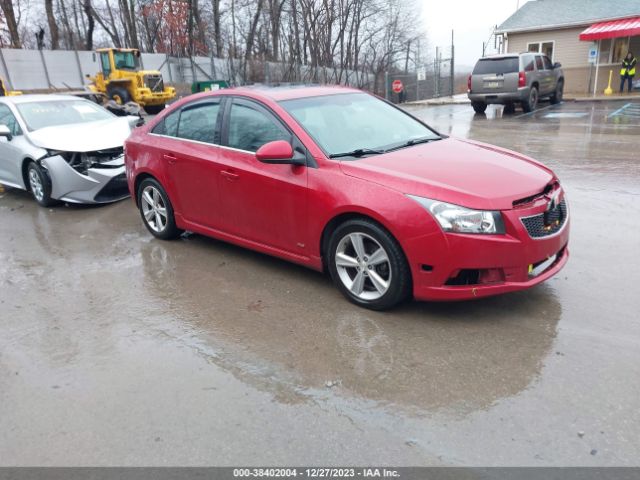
[620,52,636,93]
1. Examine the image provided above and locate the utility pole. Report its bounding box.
[435,46,439,97]
[450,30,455,97]
[416,37,420,101]
[384,71,389,100]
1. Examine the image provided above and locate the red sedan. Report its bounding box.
[124,86,569,310]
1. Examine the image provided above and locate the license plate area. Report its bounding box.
[485,81,502,88]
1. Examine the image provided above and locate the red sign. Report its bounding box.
[392,79,404,93]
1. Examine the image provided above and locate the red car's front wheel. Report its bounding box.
[327,218,411,310]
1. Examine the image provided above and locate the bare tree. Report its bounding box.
[8,0,427,95]
[0,0,22,47]
[83,0,95,49]
[45,0,60,48]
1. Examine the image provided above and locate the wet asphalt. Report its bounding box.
[1,99,639,466]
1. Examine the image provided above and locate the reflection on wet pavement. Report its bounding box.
[139,234,561,414]
[1,100,639,465]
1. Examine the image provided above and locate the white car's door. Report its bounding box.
[0,103,25,187]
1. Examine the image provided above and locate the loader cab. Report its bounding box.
[100,49,142,77]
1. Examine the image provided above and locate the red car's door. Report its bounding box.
[153,99,225,228]
[216,97,309,255]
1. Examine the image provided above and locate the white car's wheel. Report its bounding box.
[27,161,55,207]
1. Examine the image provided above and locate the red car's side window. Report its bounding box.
[151,110,179,137]
[226,102,290,152]
[176,103,220,144]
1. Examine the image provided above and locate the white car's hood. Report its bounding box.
[28,117,133,152]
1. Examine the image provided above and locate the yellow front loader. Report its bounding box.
[86,48,175,114]
[0,78,22,96]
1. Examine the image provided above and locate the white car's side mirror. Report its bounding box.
[0,124,12,141]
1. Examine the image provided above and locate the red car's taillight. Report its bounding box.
[467,75,472,91]
[518,71,526,88]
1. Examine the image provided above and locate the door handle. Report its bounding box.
[163,153,177,165]
[220,170,239,180]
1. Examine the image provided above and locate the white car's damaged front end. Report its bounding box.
[29,117,134,204]
[39,147,127,203]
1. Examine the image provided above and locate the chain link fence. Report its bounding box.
[384,45,455,103]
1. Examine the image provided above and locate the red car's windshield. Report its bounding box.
[280,93,440,158]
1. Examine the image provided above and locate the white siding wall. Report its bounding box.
[506,26,592,67]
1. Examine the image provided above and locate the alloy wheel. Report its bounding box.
[334,232,392,301]
[28,168,44,202]
[141,185,168,233]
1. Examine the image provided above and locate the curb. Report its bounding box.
[405,95,639,106]
[568,95,640,102]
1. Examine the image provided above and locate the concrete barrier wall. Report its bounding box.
[0,48,374,92]
[0,48,374,91]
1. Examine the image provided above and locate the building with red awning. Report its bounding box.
[496,0,640,95]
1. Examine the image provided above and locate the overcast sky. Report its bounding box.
[420,0,532,70]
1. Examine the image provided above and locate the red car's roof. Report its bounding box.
[162,85,368,113]
[226,85,364,101]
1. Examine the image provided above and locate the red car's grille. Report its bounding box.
[521,199,567,238]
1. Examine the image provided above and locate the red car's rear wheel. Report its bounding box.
[137,178,183,240]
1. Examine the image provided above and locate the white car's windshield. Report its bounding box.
[280,92,440,158]
[17,100,114,131]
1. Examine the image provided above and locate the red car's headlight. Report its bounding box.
[407,194,505,234]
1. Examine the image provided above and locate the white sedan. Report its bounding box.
[0,94,136,206]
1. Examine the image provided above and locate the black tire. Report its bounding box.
[522,86,538,112]
[472,101,487,114]
[27,161,56,207]
[327,218,411,310]
[107,86,131,105]
[144,104,165,115]
[137,177,183,240]
[550,80,564,104]
[503,102,516,114]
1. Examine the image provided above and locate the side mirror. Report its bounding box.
[553,62,562,69]
[0,124,12,141]
[256,140,305,166]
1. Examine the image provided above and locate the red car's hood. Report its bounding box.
[339,137,555,210]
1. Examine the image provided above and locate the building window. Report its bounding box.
[612,37,630,63]
[599,39,612,64]
[527,41,554,61]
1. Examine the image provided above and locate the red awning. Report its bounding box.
[579,16,640,41]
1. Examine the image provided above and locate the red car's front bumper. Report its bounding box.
[407,197,570,301]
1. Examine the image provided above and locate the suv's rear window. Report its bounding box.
[473,58,519,75]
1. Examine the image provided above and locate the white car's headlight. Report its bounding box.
[408,195,505,234]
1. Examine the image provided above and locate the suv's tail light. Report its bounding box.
[467,75,472,92]
[518,71,526,88]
